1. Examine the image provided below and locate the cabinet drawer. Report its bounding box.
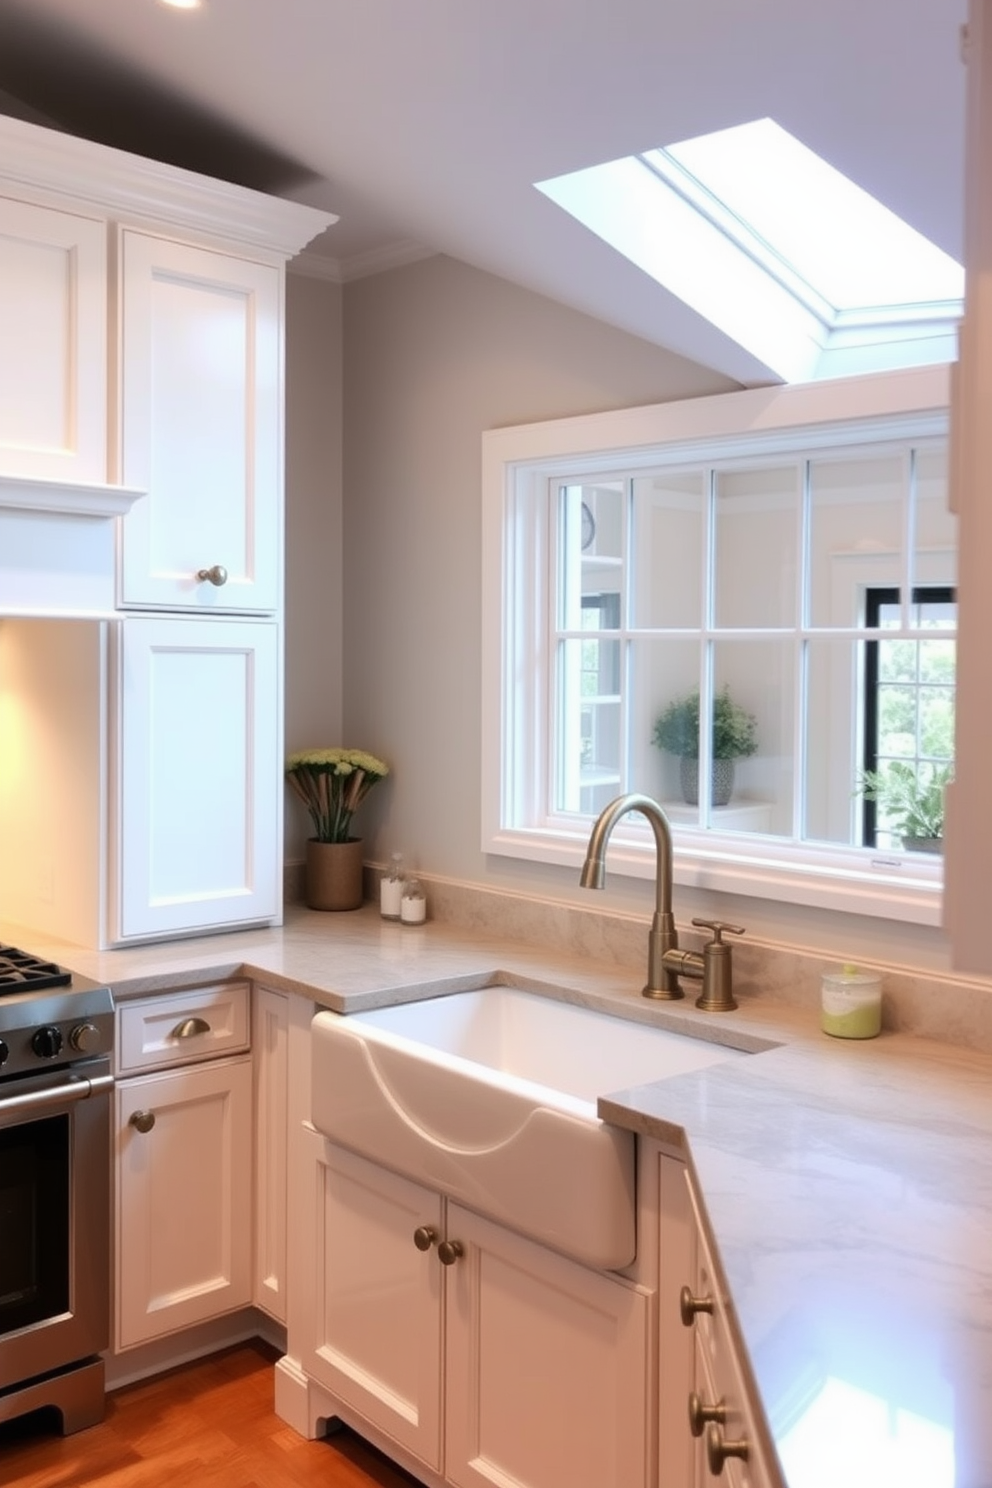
[117,982,250,1074]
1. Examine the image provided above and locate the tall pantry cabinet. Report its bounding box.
[0,113,333,947]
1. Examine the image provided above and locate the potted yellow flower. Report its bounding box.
[286,748,390,910]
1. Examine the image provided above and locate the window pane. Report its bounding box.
[912,446,956,604]
[714,466,799,627]
[555,637,621,815]
[877,685,919,757]
[808,455,905,626]
[867,760,949,852]
[862,586,954,849]
[805,637,860,845]
[630,638,701,820]
[712,641,793,836]
[878,636,917,683]
[559,482,624,630]
[630,470,704,628]
[919,681,955,758]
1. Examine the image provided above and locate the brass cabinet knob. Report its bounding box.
[705,1423,749,1475]
[196,565,228,587]
[170,1017,211,1039]
[438,1239,464,1266]
[680,1284,714,1326]
[688,1391,726,1438]
[129,1110,155,1133]
[413,1226,438,1252]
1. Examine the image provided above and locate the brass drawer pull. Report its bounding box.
[680,1284,714,1326]
[413,1226,438,1251]
[438,1239,464,1266]
[706,1423,749,1475]
[129,1110,155,1133]
[170,1017,211,1040]
[688,1391,726,1437]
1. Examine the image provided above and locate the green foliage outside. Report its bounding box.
[858,760,952,842]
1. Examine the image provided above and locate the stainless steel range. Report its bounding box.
[0,944,114,1434]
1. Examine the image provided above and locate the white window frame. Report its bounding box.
[481,364,952,926]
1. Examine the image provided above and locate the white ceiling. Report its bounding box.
[0,0,967,385]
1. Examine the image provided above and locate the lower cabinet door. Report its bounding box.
[307,1141,444,1472]
[444,1204,654,1488]
[116,1056,253,1349]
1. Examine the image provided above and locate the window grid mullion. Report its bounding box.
[795,457,813,842]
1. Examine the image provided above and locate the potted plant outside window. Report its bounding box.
[286,748,390,909]
[652,687,758,807]
[857,760,951,853]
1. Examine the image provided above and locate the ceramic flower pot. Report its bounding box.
[306,838,365,911]
[679,757,735,808]
[900,835,943,854]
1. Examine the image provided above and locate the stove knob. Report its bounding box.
[69,1022,101,1054]
[0,1039,7,1067]
[32,1025,64,1060]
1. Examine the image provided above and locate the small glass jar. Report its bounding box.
[821,965,882,1039]
[380,853,404,920]
[400,878,427,924]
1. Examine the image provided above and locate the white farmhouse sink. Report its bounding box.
[310,985,746,1270]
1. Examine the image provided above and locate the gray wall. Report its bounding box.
[340,255,732,873]
[283,271,344,862]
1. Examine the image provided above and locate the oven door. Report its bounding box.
[0,1061,113,1392]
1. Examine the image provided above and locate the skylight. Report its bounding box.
[536,119,963,384]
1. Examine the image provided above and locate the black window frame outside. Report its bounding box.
[862,584,956,848]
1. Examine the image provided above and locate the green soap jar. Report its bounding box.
[821,964,882,1039]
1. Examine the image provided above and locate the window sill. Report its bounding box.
[486,824,942,927]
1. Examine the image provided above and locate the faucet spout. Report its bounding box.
[580,793,683,1000]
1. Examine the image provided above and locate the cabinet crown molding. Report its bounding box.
[0,473,144,520]
[0,112,336,260]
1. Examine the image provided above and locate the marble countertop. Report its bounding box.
[3,906,984,1488]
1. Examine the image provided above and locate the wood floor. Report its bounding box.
[0,1341,424,1488]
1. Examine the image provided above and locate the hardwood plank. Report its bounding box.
[0,1342,423,1488]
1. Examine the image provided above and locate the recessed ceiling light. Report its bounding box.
[157,0,203,10]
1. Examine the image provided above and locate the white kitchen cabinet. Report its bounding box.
[118,232,282,613]
[113,615,280,940]
[115,1046,253,1351]
[0,112,332,946]
[306,1139,654,1488]
[253,983,290,1323]
[115,983,253,1352]
[0,193,108,486]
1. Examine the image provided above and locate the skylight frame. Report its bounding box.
[536,119,963,385]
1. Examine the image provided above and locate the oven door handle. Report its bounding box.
[0,1071,114,1117]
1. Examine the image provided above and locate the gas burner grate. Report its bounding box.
[0,945,72,991]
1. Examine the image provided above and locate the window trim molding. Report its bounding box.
[481,364,952,925]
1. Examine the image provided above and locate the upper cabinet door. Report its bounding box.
[0,195,107,484]
[119,231,282,613]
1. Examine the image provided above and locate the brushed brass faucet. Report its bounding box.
[580,792,744,1009]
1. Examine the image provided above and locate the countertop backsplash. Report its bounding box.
[301,860,992,1058]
